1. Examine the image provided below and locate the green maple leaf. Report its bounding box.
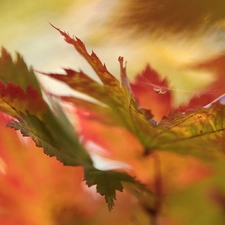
[84,167,152,211]
[7,109,92,167]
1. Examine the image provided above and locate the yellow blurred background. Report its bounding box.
[0,1,116,96]
[1,0,225,104]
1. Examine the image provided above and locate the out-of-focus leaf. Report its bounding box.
[108,0,225,35]
[0,48,41,93]
[41,69,108,104]
[0,112,97,225]
[193,54,225,99]
[167,159,225,225]
[7,108,93,167]
[44,104,93,166]
[0,48,92,167]
[61,96,117,126]
[131,65,171,119]
[0,81,47,119]
[130,64,220,120]
[152,102,225,158]
[0,48,48,119]
[178,92,217,112]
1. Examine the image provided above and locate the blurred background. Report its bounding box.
[0,0,135,96]
[1,0,225,102]
[0,0,103,95]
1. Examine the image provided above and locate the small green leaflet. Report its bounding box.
[84,167,152,211]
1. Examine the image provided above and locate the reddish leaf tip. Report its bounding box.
[49,23,60,32]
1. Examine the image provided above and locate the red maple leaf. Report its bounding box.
[130,65,171,121]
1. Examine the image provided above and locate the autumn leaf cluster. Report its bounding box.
[1,25,225,224]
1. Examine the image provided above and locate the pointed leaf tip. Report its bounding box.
[0,48,41,94]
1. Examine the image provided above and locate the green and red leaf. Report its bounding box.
[154,101,225,158]
[0,48,92,167]
[0,82,47,119]
[49,24,121,95]
[43,26,158,151]
[0,48,41,93]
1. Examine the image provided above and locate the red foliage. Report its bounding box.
[0,82,47,118]
[131,65,171,121]
[131,62,225,120]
